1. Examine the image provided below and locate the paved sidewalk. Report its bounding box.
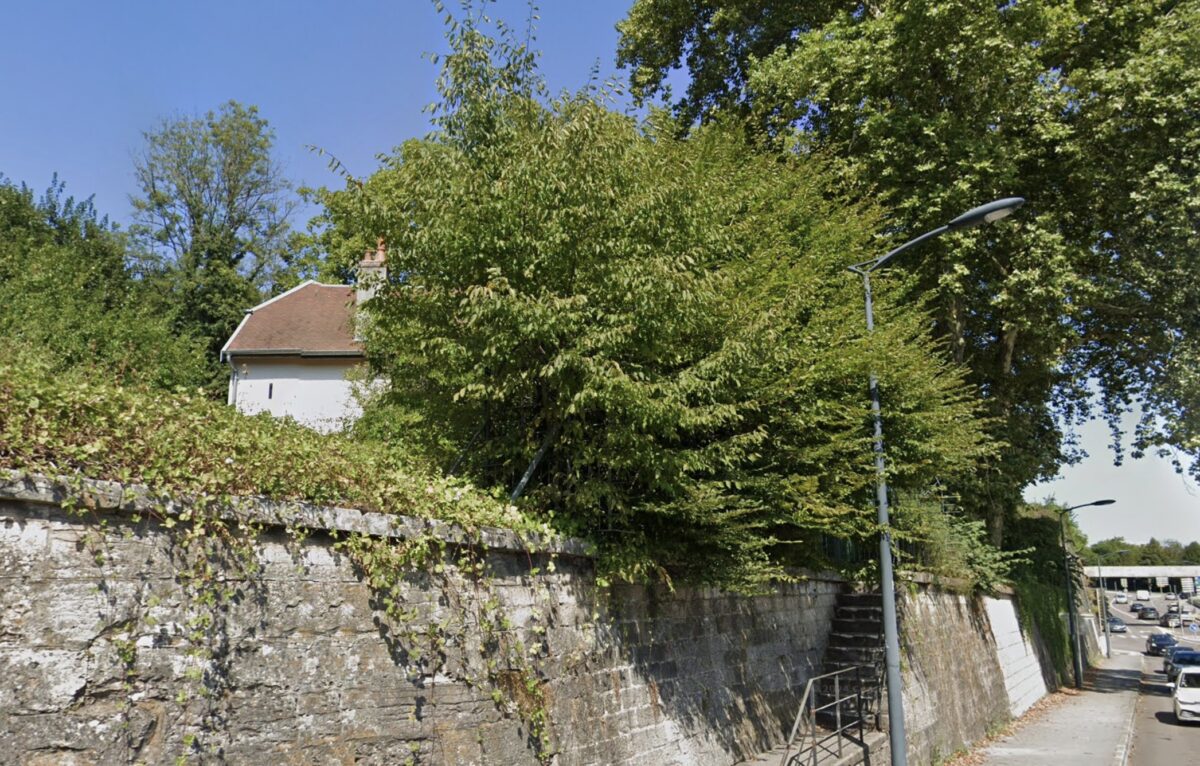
[976,652,1142,766]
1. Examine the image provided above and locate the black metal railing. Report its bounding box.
[778,665,878,766]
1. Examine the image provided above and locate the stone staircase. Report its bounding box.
[814,591,886,732]
[737,590,888,766]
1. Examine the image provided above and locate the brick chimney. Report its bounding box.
[356,238,387,307]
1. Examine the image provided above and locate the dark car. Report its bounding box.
[1132,602,1145,613]
[1164,644,1189,673]
[1166,650,1200,682]
[1107,616,1128,633]
[1147,632,1179,655]
[1141,606,1161,621]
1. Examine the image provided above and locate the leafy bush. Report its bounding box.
[316,12,995,589]
[1004,506,1076,683]
[895,493,1028,591]
[0,177,212,390]
[0,351,519,531]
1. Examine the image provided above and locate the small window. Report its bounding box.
[268,383,273,399]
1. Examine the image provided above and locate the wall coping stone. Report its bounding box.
[1,470,850,584]
[904,569,1014,596]
[0,470,593,558]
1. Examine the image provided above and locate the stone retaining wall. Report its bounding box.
[897,580,1053,764]
[0,474,843,765]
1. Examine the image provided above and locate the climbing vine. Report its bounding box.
[0,356,572,762]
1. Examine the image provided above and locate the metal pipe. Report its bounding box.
[861,270,908,766]
[1098,564,1111,659]
[1060,512,1084,688]
[846,198,1024,765]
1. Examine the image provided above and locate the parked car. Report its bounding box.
[1173,667,1200,723]
[1148,633,1179,656]
[1107,616,1128,633]
[1115,593,1129,604]
[1168,651,1200,682]
[1141,606,1161,621]
[1162,614,1183,628]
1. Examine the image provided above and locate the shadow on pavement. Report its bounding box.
[1152,710,1190,729]
[1081,665,1141,694]
[1137,675,1173,697]
[1155,711,1200,728]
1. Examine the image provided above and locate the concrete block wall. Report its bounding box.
[982,596,1050,718]
[0,475,842,765]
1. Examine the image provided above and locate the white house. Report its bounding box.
[220,245,385,433]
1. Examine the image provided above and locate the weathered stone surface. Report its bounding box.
[0,476,843,765]
[897,584,1031,765]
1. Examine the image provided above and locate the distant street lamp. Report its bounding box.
[1058,499,1116,687]
[1095,548,1129,658]
[848,197,1025,766]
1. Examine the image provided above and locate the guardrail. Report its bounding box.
[778,665,878,766]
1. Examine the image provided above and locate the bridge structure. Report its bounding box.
[1082,565,1200,595]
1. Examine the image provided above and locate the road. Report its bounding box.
[1102,593,1200,764]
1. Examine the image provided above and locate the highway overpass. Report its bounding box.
[1081,565,1200,594]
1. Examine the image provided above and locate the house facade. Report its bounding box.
[220,246,384,433]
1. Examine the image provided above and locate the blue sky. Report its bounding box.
[3,1,1196,545]
[0,1,631,216]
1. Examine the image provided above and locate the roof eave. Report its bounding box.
[225,349,364,358]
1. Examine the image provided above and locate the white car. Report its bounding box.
[1115,593,1129,604]
[1174,667,1200,724]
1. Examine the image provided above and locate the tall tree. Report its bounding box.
[130,101,298,373]
[318,10,995,587]
[617,0,1200,543]
[0,176,209,388]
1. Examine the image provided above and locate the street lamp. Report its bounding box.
[1095,548,1129,658]
[848,197,1024,766]
[1057,499,1116,688]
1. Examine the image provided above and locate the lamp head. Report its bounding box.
[946,197,1026,230]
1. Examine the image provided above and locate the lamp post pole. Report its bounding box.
[848,198,1024,766]
[1058,500,1116,688]
[1095,549,1129,658]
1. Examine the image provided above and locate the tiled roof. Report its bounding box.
[221,281,362,358]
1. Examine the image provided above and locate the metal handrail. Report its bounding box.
[779,665,878,766]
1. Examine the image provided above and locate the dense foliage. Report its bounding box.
[317,13,995,587]
[1084,537,1200,567]
[1003,504,1079,684]
[0,177,209,389]
[131,100,306,386]
[617,0,1200,545]
[0,351,518,531]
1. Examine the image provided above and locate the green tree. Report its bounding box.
[1184,541,1200,564]
[318,10,993,586]
[1085,537,1136,566]
[0,176,209,388]
[131,101,300,379]
[617,0,1200,544]
[1140,538,1168,566]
